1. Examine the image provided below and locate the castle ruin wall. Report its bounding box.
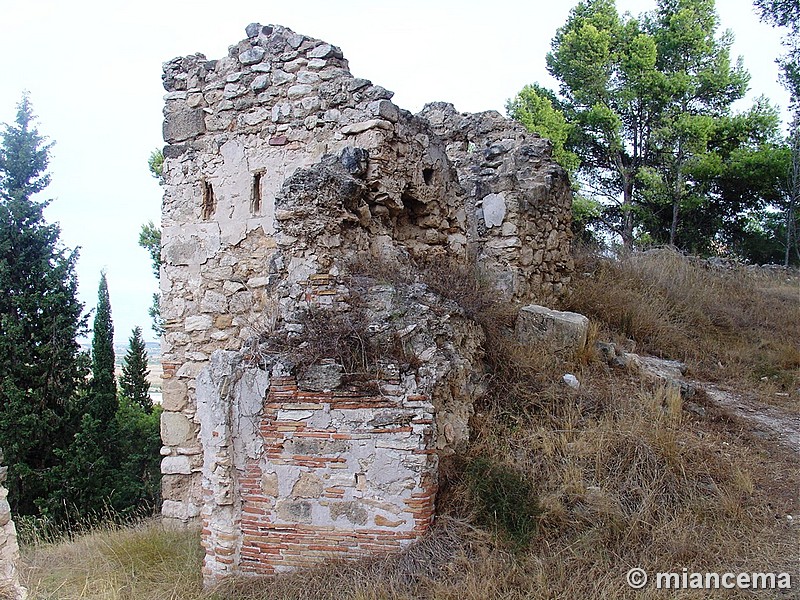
[159,23,572,582]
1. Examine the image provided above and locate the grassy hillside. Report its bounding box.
[21,251,799,599]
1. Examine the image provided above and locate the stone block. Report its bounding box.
[161,499,193,520]
[229,291,253,313]
[298,361,343,391]
[308,43,341,59]
[276,500,312,523]
[251,74,270,91]
[213,315,234,331]
[329,501,368,525]
[161,412,195,446]
[515,305,589,353]
[185,315,213,331]
[481,193,507,227]
[375,514,403,527]
[163,107,206,143]
[201,290,228,313]
[291,473,323,498]
[261,472,279,496]
[287,84,313,99]
[161,455,192,475]
[367,99,399,123]
[239,46,265,65]
[287,33,305,49]
[161,474,191,499]
[296,71,320,85]
[272,70,294,85]
[341,119,393,135]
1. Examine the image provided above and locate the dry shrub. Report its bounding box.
[289,306,373,376]
[263,253,507,383]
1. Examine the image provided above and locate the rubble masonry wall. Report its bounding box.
[159,23,572,582]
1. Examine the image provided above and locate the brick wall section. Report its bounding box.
[199,366,438,583]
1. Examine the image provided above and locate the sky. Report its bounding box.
[0,0,791,344]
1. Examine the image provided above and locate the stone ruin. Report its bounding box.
[0,451,26,600]
[158,23,573,584]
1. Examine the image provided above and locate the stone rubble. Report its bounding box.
[594,341,696,398]
[159,22,574,583]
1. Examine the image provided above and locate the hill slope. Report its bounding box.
[21,250,799,599]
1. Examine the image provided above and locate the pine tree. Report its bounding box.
[120,326,152,413]
[514,0,778,253]
[0,95,87,515]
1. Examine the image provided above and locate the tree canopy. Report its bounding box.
[0,95,87,515]
[120,326,152,414]
[509,0,788,258]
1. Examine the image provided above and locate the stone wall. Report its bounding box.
[420,103,574,298]
[159,23,572,581]
[0,451,26,600]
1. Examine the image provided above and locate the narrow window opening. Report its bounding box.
[202,180,215,220]
[251,171,264,214]
[422,168,434,186]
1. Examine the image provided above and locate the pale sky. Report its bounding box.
[0,0,790,344]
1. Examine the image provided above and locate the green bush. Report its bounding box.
[464,457,541,549]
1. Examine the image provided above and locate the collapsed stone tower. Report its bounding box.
[159,23,572,583]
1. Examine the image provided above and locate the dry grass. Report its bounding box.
[434,332,797,598]
[562,248,800,407]
[25,365,795,599]
[20,249,799,599]
[22,519,204,600]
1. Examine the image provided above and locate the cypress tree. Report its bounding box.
[116,331,162,515]
[46,273,120,520]
[0,95,87,515]
[120,326,152,413]
[89,272,117,422]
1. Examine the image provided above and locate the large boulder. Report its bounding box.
[515,305,589,353]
